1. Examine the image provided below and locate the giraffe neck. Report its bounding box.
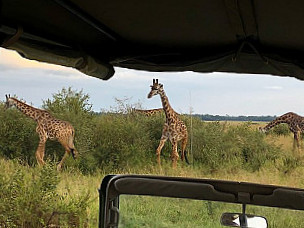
[263,112,295,132]
[133,108,163,116]
[10,98,45,121]
[264,120,287,132]
[158,90,176,122]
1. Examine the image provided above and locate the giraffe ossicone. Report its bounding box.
[5,95,78,171]
[147,79,189,167]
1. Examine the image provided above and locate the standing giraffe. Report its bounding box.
[5,95,78,170]
[147,79,189,167]
[259,112,304,151]
[131,108,164,117]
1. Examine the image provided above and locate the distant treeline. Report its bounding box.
[193,114,276,122]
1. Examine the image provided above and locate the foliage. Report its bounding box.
[269,124,290,136]
[196,114,275,122]
[189,119,281,172]
[0,160,90,227]
[0,102,38,164]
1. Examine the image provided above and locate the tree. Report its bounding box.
[42,87,93,117]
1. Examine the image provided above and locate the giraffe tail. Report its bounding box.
[68,132,77,159]
[70,148,77,159]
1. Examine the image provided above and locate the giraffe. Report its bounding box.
[259,112,304,151]
[4,95,78,170]
[131,108,164,117]
[147,79,189,167]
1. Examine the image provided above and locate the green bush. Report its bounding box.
[89,113,162,171]
[269,124,290,136]
[190,120,281,172]
[0,161,90,227]
[0,102,38,164]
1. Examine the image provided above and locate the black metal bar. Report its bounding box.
[51,0,119,42]
[0,25,70,47]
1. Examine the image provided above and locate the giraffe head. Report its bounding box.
[148,79,163,98]
[4,94,14,110]
[258,127,266,133]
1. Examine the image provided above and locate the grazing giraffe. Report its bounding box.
[259,112,304,151]
[4,95,78,170]
[131,108,164,117]
[147,79,189,167]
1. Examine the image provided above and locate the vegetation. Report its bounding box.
[0,87,304,227]
[0,160,91,227]
[194,114,276,122]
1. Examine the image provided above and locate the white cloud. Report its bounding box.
[264,86,283,90]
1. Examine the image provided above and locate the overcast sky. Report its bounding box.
[1,47,304,116]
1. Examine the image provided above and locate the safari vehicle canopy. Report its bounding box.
[1,0,304,80]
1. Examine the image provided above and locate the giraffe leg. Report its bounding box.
[296,131,302,155]
[171,139,179,168]
[293,131,301,156]
[35,139,46,166]
[180,136,189,164]
[57,151,69,171]
[156,136,167,165]
[293,132,297,151]
[57,138,74,171]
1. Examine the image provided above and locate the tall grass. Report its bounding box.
[0,159,90,227]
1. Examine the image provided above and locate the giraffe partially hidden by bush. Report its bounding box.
[259,112,304,152]
[147,79,189,167]
[131,108,164,117]
[5,95,78,170]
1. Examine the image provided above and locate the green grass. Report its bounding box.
[119,194,304,228]
[2,157,304,227]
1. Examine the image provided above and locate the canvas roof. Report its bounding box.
[1,0,304,80]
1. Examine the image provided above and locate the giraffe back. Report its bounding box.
[263,112,304,133]
[42,117,74,140]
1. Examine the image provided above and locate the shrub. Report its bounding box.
[269,124,290,136]
[0,102,38,164]
[190,120,281,172]
[89,113,159,171]
[0,161,90,227]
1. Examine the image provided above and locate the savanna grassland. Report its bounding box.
[1,88,304,227]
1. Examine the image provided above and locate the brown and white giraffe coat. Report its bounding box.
[5,95,77,170]
[131,108,164,117]
[260,112,304,151]
[147,79,188,167]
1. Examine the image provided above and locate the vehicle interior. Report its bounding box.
[1,1,304,227]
